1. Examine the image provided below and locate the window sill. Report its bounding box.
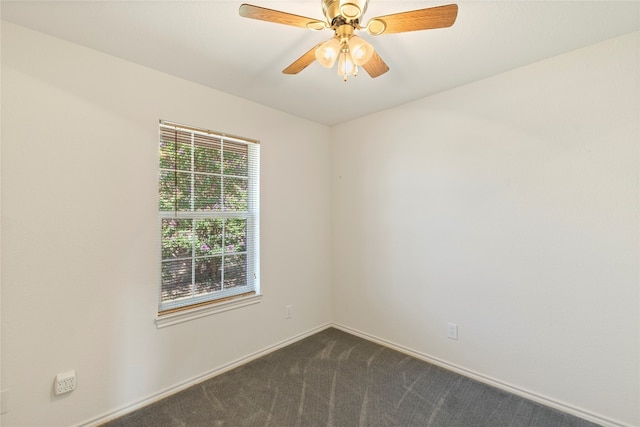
[155,294,262,328]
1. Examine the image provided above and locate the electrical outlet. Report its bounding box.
[447,322,458,340]
[55,370,76,395]
[285,305,293,319]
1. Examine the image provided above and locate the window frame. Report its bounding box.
[156,120,260,325]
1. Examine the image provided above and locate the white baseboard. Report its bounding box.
[80,322,629,427]
[79,322,332,427]
[331,323,629,427]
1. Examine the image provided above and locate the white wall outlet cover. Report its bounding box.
[447,322,458,340]
[55,370,76,395]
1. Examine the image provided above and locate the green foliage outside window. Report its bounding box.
[159,125,253,307]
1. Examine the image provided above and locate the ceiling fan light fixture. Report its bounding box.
[348,35,374,66]
[239,1,459,80]
[315,37,341,68]
[337,46,357,81]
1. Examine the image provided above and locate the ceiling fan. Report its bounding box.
[239,0,458,81]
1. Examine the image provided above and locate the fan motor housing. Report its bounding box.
[322,0,368,24]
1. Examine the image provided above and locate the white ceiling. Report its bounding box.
[2,1,639,125]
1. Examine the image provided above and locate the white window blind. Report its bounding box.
[158,120,259,314]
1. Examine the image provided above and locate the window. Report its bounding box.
[158,121,259,316]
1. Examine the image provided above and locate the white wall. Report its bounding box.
[331,32,639,426]
[2,19,638,427]
[0,22,332,426]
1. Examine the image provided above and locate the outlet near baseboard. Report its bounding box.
[447,322,458,340]
[55,370,76,395]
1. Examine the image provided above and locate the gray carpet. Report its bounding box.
[102,327,600,427]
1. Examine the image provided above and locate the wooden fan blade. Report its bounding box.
[362,51,389,78]
[369,4,458,35]
[282,43,323,75]
[239,4,324,29]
